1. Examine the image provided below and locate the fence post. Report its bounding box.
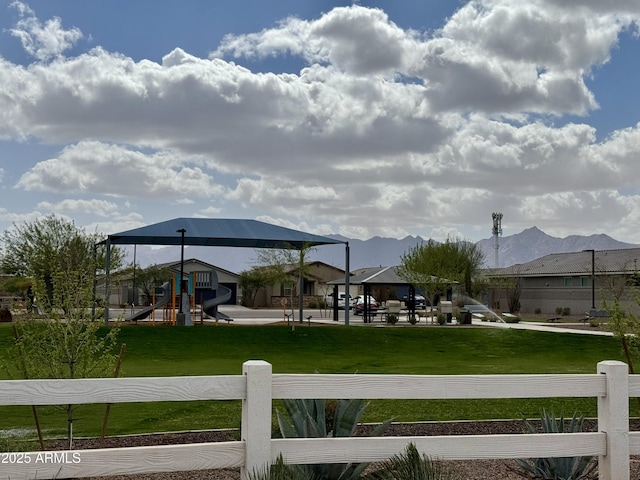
[241,360,272,480]
[597,360,629,480]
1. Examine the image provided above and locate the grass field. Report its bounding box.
[0,322,631,439]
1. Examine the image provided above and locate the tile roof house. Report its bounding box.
[487,248,640,316]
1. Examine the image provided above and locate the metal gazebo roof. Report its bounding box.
[102,217,345,249]
[100,218,350,325]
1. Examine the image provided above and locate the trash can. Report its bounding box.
[460,308,472,325]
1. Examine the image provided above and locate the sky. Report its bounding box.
[1,0,640,246]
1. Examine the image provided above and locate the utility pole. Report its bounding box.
[491,213,503,268]
[583,249,595,313]
[176,228,186,325]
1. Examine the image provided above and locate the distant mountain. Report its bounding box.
[476,226,639,268]
[123,227,639,273]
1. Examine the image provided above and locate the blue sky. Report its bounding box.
[1,0,640,246]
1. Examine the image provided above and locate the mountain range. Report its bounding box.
[125,226,639,273]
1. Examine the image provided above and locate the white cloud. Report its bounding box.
[196,206,222,216]
[9,1,83,61]
[16,141,224,199]
[2,2,640,243]
[214,6,422,77]
[36,198,121,218]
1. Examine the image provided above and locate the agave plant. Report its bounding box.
[249,454,319,480]
[365,443,454,480]
[276,398,392,480]
[514,409,596,480]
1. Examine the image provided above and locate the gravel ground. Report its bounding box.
[49,419,640,480]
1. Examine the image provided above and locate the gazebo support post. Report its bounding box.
[344,242,350,326]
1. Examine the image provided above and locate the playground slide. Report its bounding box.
[202,284,233,321]
[125,282,171,322]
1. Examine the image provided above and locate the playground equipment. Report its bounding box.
[125,282,172,322]
[202,270,233,323]
[125,270,233,325]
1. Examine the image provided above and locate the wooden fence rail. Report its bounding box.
[0,360,636,480]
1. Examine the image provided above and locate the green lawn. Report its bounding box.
[0,323,630,439]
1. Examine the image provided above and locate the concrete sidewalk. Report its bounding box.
[218,306,614,335]
[118,304,614,336]
[482,319,613,336]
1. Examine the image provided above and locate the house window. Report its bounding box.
[564,277,572,287]
[283,284,293,296]
[581,277,590,287]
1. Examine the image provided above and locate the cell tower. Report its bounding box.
[492,212,503,268]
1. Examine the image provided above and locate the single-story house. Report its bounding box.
[253,261,346,307]
[486,248,640,315]
[103,258,240,307]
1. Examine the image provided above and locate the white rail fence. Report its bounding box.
[0,360,637,480]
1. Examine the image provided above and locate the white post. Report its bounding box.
[241,360,272,480]
[597,360,629,480]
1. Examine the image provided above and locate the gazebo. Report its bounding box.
[328,266,420,322]
[99,218,350,324]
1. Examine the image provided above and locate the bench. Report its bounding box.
[415,309,436,323]
[582,309,610,324]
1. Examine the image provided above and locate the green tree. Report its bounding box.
[601,266,640,375]
[255,243,315,319]
[397,238,485,306]
[238,268,270,307]
[6,266,121,448]
[133,263,172,306]
[0,214,124,309]
[0,275,33,300]
[1,215,125,447]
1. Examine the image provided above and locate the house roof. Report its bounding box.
[329,265,456,285]
[156,258,240,278]
[101,217,345,249]
[489,248,640,277]
[328,266,411,285]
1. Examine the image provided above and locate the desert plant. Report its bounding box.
[366,443,454,480]
[276,398,392,480]
[249,455,319,480]
[514,410,595,480]
[503,314,521,324]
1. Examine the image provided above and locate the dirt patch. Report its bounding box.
[44,419,640,480]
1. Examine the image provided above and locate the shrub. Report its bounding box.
[249,455,317,480]
[562,307,571,316]
[308,301,317,309]
[436,314,446,325]
[534,307,542,315]
[407,314,418,325]
[555,307,563,315]
[386,313,398,325]
[365,443,454,480]
[514,409,595,480]
[588,318,599,328]
[276,399,392,480]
